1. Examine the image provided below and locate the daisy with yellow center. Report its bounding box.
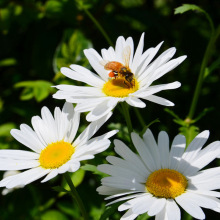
[0,102,117,189]
[53,33,186,122]
[97,129,220,220]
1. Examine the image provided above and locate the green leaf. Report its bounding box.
[14,80,54,102]
[41,210,68,220]
[174,4,205,15]
[137,212,151,220]
[0,58,17,66]
[0,123,16,137]
[99,203,120,220]
[204,57,220,78]
[81,164,108,177]
[179,125,199,147]
[53,30,92,76]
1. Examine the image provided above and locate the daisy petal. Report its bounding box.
[176,194,205,219]
[126,97,146,108]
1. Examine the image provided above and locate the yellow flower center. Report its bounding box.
[39,141,75,169]
[146,169,188,199]
[103,78,139,98]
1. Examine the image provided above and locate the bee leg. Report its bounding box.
[123,80,129,88]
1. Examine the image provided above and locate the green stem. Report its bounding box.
[187,25,220,120]
[121,102,133,135]
[64,173,88,220]
[134,108,145,128]
[83,8,114,47]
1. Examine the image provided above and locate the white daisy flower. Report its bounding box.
[1,171,24,195]
[97,129,220,220]
[0,102,117,189]
[53,33,187,122]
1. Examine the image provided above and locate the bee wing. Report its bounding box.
[122,46,131,68]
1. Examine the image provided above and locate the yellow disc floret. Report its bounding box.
[39,141,75,169]
[103,78,139,98]
[146,169,188,199]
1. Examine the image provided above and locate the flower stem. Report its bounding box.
[187,25,220,120]
[134,108,145,128]
[64,173,88,220]
[121,102,133,135]
[83,8,114,47]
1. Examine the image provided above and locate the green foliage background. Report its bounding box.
[0,0,220,219]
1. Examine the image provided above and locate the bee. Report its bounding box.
[101,46,135,87]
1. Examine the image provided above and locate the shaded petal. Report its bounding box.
[86,98,117,121]
[158,131,169,168]
[126,97,146,108]
[169,134,186,170]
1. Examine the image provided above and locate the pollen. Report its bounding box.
[103,78,139,98]
[39,141,75,169]
[146,169,188,199]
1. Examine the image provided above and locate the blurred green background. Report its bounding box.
[0,0,220,219]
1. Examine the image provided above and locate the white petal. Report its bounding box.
[142,95,175,106]
[149,55,187,82]
[143,129,161,168]
[169,134,186,170]
[182,191,219,209]
[181,130,209,163]
[0,149,39,160]
[84,49,109,81]
[131,33,145,72]
[148,198,166,216]
[70,64,105,87]
[57,163,70,174]
[86,98,117,122]
[41,106,57,141]
[0,159,39,171]
[115,36,126,63]
[131,132,158,171]
[132,194,154,215]
[106,155,149,180]
[98,164,146,183]
[126,37,134,67]
[135,41,163,78]
[175,194,205,219]
[0,167,49,189]
[31,116,51,146]
[191,141,220,172]
[135,81,181,98]
[126,97,146,108]
[74,112,112,147]
[114,140,150,175]
[158,131,169,168]
[121,209,138,220]
[41,169,58,183]
[166,199,181,220]
[19,124,45,152]
[10,128,44,153]
[68,162,80,172]
[101,176,144,191]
